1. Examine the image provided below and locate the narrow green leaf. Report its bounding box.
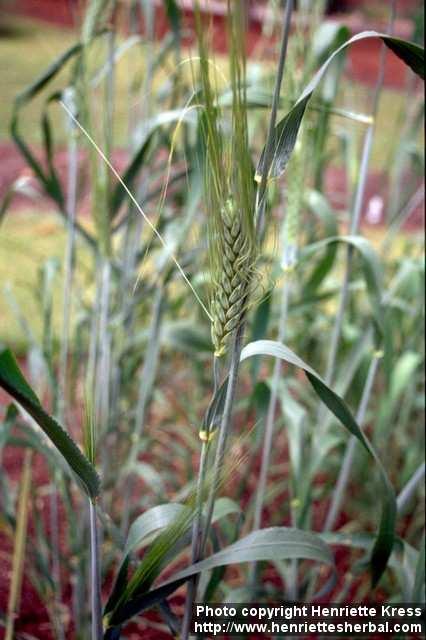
[124,497,240,559]
[240,340,396,586]
[14,43,82,107]
[10,42,83,209]
[104,498,240,627]
[124,504,191,559]
[110,131,156,219]
[10,33,105,211]
[303,190,339,293]
[0,405,18,450]
[320,531,421,600]
[302,234,384,339]
[257,31,424,179]
[0,349,100,499]
[106,527,334,628]
[202,379,228,434]
[163,0,181,38]
[384,37,425,79]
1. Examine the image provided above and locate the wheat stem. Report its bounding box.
[89,501,103,640]
[201,325,245,555]
[250,272,291,550]
[324,350,381,531]
[181,437,211,639]
[120,285,165,534]
[256,0,294,235]
[58,89,79,421]
[397,463,426,515]
[5,451,32,640]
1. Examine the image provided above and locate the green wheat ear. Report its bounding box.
[211,197,253,357]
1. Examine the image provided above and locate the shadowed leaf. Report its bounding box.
[257,32,424,179]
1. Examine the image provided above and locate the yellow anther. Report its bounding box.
[199,430,216,443]
[373,349,384,359]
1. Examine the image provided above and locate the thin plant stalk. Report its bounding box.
[58,87,79,420]
[249,0,298,586]
[323,349,382,531]
[50,89,79,640]
[5,451,32,640]
[255,0,294,235]
[248,280,291,591]
[180,435,212,639]
[87,267,102,400]
[120,284,165,534]
[97,9,116,447]
[322,128,372,386]
[96,258,112,434]
[251,273,291,529]
[181,327,244,640]
[200,325,245,554]
[49,474,65,640]
[181,348,222,638]
[250,123,305,584]
[89,501,103,640]
[397,462,426,515]
[84,391,102,639]
[381,185,424,253]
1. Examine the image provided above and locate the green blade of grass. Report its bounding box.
[11,40,84,208]
[257,31,424,180]
[301,234,384,340]
[106,527,335,629]
[105,496,240,624]
[239,339,396,586]
[0,349,100,499]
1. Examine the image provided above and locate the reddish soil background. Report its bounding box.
[1,1,424,228]
[5,0,423,89]
[1,142,423,231]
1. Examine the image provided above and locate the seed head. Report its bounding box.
[211,197,252,356]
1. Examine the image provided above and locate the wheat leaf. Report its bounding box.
[257,32,424,179]
[240,340,396,585]
[0,349,100,499]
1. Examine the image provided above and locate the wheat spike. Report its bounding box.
[211,197,252,356]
